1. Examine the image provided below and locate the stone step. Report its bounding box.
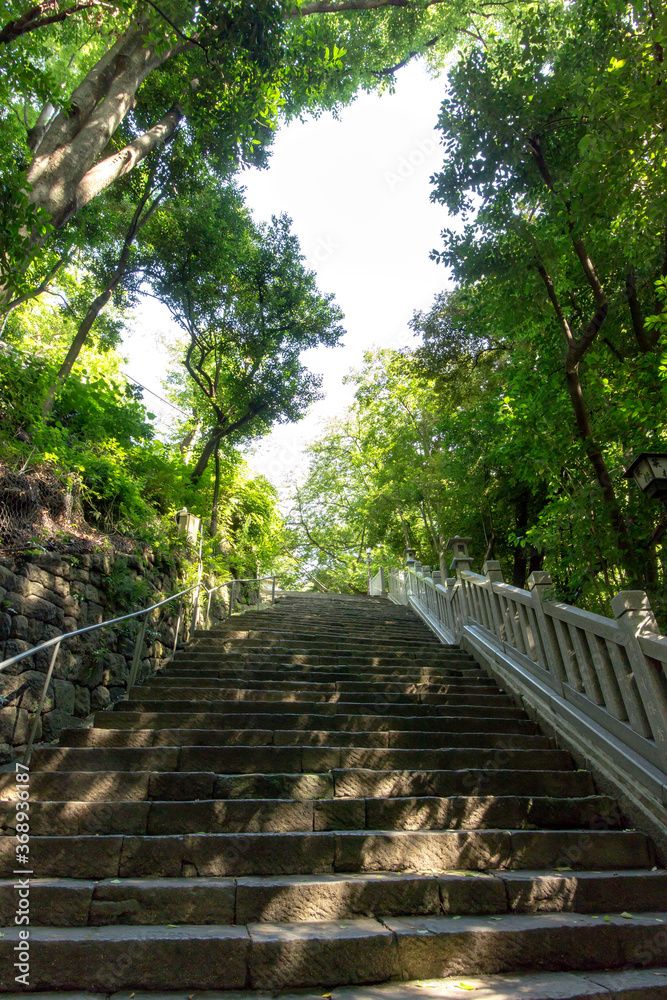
[164,666,489,681]
[0,794,621,836]
[117,700,526,719]
[0,828,653,879]
[128,686,514,707]
[160,673,498,690]
[1,911,665,991]
[186,639,457,653]
[172,653,479,667]
[152,676,496,693]
[1,869,665,927]
[0,767,596,803]
[93,712,542,734]
[59,727,555,750]
[28,745,575,774]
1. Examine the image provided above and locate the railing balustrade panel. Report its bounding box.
[605,638,652,737]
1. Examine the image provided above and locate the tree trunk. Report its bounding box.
[512,491,529,589]
[189,405,264,484]
[179,416,201,463]
[210,443,221,535]
[190,426,224,484]
[0,0,97,47]
[41,167,162,416]
[26,26,177,230]
[42,284,114,416]
[564,354,640,586]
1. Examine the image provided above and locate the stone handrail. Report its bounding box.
[385,538,667,841]
[369,567,386,596]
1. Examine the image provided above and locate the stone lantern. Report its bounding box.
[446,536,473,575]
[175,507,201,545]
[624,453,667,501]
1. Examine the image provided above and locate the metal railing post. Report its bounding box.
[23,639,61,764]
[206,589,213,629]
[271,576,276,604]
[173,597,184,655]
[127,613,148,691]
[190,583,201,637]
[228,581,234,617]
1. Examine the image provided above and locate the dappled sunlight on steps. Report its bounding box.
[0,592,666,997]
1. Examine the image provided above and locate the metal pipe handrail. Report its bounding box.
[0,584,200,674]
[0,571,278,763]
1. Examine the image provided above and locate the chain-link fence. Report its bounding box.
[0,463,134,555]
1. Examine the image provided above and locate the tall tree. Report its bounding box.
[149,185,344,481]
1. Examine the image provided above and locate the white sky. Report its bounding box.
[123,62,453,488]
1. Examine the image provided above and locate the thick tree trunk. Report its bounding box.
[25,25,177,230]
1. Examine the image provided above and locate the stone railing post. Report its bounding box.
[482,560,504,640]
[611,590,667,766]
[447,536,473,630]
[526,570,565,694]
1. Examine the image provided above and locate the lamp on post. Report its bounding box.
[624,453,667,502]
[366,546,372,595]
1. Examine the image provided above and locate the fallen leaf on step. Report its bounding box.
[619,912,634,919]
[166,924,179,928]
[456,985,476,991]
[555,867,572,871]
[604,916,612,921]
[109,878,122,883]
[451,916,461,920]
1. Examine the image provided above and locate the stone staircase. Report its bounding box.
[1,592,666,998]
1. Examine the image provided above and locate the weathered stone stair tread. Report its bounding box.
[58,727,555,750]
[0,767,598,804]
[28,745,574,773]
[1,913,667,991]
[152,677,494,691]
[93,713,542,734]
[4,967,667,1000]
[2,871,666,927]
[0,828,653,878]
[0,794,623,835]
[116,701,527,719]
[129,688,512,707]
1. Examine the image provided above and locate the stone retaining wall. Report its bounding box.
[0,550,187,762]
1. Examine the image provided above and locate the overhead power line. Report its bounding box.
[120,371,189,416]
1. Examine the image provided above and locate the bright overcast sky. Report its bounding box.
[123,62,453,489]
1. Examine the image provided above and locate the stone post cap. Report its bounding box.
[446,536,472,555]
[446,577,456,588]
[611,590,659,634]
[432,571,442,586]
[482,560,504,582]
[422,565,431,576]
[527,570,553,588]
[611,590,653,615]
